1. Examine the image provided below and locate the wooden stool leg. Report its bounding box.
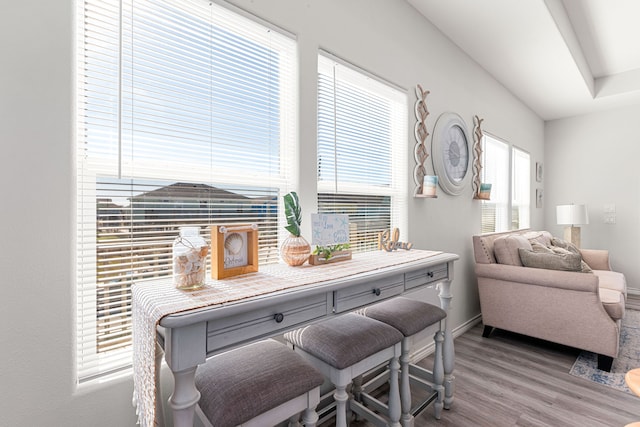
[302,408,319,427]
[399,337,413,427]
[334,384,349,427]
[433,329,445,419]
[288,413,301,427]
[352,375,363,402]
[388,354,402,427]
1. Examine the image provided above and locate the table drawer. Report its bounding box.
[405,263,448,290]
[333,273,404,313]
[206,293,329,354]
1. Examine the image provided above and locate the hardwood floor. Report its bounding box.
[323,322,640,426]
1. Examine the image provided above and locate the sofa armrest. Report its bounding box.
[475,263,598,293]
[579,249,611,271]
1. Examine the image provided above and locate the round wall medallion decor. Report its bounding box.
[431,112,471,196]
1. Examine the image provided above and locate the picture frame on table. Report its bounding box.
[211,224,259,280]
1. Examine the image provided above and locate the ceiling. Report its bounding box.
[407,0,640,121]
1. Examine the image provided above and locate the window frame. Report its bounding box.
[75,0,297,383]
[480,132,531,233]
[316,51,408,251]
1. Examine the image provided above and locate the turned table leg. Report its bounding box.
[169,366,201,427]
[438,275,455,410]
[155,341,166,427]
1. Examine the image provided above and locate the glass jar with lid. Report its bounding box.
[173,227,208,290]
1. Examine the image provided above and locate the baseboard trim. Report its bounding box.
[627,287,640,296]
[410,313,482,363]
[626,290,640,310]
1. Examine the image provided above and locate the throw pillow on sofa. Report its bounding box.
[518,247,582,271]
[550,238,593,273]
[522,231,553,247]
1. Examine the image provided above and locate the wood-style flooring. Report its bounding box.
[323,321,640,426]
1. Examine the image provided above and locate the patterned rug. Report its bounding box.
[569,309,640,394]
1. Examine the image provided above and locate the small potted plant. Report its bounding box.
[280,191,311,266]
[309,243,352,265]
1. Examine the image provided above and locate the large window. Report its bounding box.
[76,0,296,382]
[481,134,530,233]
[316,53,408,251]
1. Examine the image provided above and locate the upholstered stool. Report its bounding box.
[284,313,404,427]
[194,339,324,427]
[357,297,447,427]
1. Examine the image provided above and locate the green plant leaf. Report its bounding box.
[283,191,302,237]
[285,224,300,236]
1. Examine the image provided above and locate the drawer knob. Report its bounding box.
[427,271,434,278]
[274,313,285,323]
[372,288,381,296]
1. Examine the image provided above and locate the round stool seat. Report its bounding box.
[285,313,403,369]
[195,339,324,427]
[359,297,446,336]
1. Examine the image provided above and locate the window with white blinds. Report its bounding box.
[481,135,509,233]
[317,53,408,250]
[76,0,296,382]
[480,133,530,233]
[512,147,531,230]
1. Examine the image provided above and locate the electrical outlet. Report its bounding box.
[604,204,616,213]
[604,215,616,224]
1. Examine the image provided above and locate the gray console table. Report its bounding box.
[133,250,458,427]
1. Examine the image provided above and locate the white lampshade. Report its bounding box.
[556,204,589,226]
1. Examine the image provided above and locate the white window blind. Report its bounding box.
[481,133,530,233]
[481,134,509,233]
[317,53,407,250]
[512,147,531,230]
[76,0,296,382]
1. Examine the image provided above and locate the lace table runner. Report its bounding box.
[132,249,442,427]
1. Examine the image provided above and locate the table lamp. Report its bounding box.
[556,204,589,247]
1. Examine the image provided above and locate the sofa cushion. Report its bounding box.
[494,235,532,266]
[595,270,627,297]
[599,288,625,320]
[518,247,582,271]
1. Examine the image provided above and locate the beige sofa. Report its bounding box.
[472,230,627,371]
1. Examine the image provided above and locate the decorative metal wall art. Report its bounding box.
[413,84,432,197]
[472,115,491,200]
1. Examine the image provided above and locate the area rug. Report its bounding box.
[569,309,640,394]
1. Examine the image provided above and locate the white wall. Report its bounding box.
[0,1,543,426]
[545,105,640,291]
[229,0,545,333]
